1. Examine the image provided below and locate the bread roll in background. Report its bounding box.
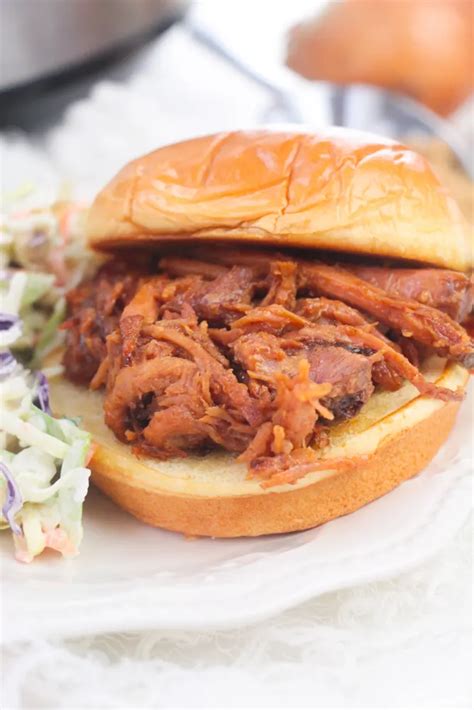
[286,0,473,117]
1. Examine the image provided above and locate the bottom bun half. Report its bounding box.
[49,358,468,537]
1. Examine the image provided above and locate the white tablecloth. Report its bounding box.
[3,518,471,708]
[1,22,472,709]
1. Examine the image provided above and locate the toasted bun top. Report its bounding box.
[87,128,472,271]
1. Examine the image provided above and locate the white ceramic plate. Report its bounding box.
[2,393,472,644]
[1,23,472,647]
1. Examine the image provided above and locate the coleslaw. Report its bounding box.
[1,195,97,562]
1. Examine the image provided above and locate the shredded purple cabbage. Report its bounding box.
[35,371,51,414]
[0,351,16,377]
[0,313,19,331]
[0,462,23,535]
[30,230,47,248]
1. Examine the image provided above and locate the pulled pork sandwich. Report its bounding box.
[50,128,473,537]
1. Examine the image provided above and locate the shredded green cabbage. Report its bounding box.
[1,197,94,562]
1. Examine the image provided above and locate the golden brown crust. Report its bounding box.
[48,356,468,537]
[90,398,461,537]
[87,128,472,271]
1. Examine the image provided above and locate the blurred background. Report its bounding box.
[0,0,473,219]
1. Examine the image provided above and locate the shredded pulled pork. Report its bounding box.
[345,265,474,323]
[63,248,472,487]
